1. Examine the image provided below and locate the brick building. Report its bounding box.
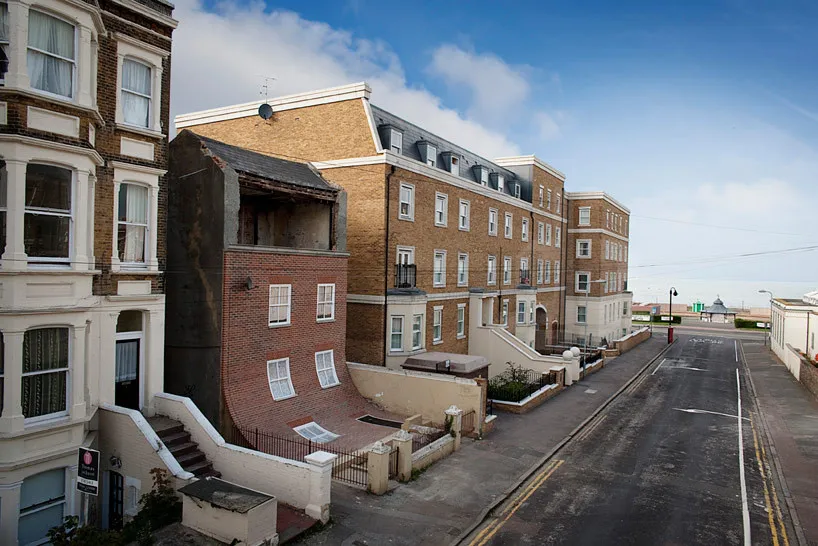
[174,83,631,372]
[0,0,176,542]
[166,131,400,449]
[564,192,633,345]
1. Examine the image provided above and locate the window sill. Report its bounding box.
[456,334,466,340]
[432,340,443,345]
[433,284,446,289]
[0,85,104,124]
[268,322,292,328]
[317,318,336,324]
[272,393,297,402]
[0,268,101,276]
[398,216,415,222]
[320,382,341,390]
[24,412,70,428]
[116,123,166,140]
[457,283,468,288]
[114,268,162,276]
[435,223,447,228]
[458,226,470,232]
[390,347,426,357]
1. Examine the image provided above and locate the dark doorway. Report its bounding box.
[115,339,140,409]
[109,471,124,530]
[535,307,548,352]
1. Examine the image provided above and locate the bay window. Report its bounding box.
[27,10,76,98]
[412,314,423,350]
[22,327,69,420]
[18,468,67,546]
[121,58,151,127]
[117,183,149,265]
[390,316,403,352]
[0,162,6,254]
[0,3,8,79]
[25,164,72,264]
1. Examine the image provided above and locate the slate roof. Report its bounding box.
[703,297,734,315]
[369,105,532,202]
[188,131,336,192]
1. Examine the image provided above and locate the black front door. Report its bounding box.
[109,471,124,530]
[115,339,140,410]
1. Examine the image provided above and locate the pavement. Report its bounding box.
[461,333,799,545]
[741,341,818,546]
[294,335,670,546]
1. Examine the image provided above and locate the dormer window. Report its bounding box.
[442,152,460,176]
[391,129,403,154]
[513,184,520,199]
[473,165,489,186]
[490,173,505,192]
[417,141,437,167]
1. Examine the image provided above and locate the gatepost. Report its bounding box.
[366,442,392,495]
[392,430,413,482]
[444,405,463,451]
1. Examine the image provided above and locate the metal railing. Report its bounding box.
[411,428,448,452]
[461,410,476,435]
[226,424,368,487]
[394,263,417,288]
[388,446,399,478]
[487,368,558,403]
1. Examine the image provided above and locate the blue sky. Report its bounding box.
[171,0,818,307]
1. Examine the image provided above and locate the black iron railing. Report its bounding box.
[461,410,476,435]
[487,368,558,403]
[411,428,448,452]
[395,263,417,288]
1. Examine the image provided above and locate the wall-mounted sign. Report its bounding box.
[77,447,100,496]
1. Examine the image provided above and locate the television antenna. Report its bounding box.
[257,75,276,120]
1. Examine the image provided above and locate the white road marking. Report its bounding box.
[673,408,750,420]
[735,340,739,362]
[584,389,597,394]
[651,358,666,376]
[736,368,751,546]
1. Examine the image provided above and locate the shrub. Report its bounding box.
[47,516,123,546]
[121,468,182,545]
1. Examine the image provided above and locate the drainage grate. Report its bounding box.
[357,415,403,428]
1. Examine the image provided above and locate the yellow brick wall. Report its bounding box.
[182,100,378,162]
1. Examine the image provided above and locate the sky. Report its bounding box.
[168,0,818,308]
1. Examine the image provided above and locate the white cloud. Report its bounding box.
[535,111,562,140]
[170,0,520,157]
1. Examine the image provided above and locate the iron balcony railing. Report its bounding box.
[519,269,531,285]
[395,263,417,288]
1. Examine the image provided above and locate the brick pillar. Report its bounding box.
[366,442,391,495]
[392,430,413,482]
[304,451,337,523]
[445,405,463,451]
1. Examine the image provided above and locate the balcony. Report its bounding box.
[519,269,531,285]
[395,263,417,288]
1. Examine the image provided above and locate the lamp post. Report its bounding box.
[668,287,678,344]
[581,278,608,378]
[758,289,773,346]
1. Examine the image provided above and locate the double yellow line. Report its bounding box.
[750,416,789,546]
[469,459,565,546]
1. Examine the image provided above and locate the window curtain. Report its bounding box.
[122,59,151,127]
[119,184,147,263]
[115,340,138,382]
[0,3,9,43]
[22,328,69,418]
[27,10,74,97]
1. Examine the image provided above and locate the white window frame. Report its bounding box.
[606,210,611,228]
[111,166,160,273]
[537,222,544,245]
[537,259,543,284]
[502,299,509,325]
[390,316,404,352]
[390,129,403,154]
[268,284,292,327]
[294,422,338,443]
[433,250,447,287]
[396,245,415,265]
[554,261,560,283]
[457,303,466,339]
[398,183,414,221]
[497,175,505,192]
[487,255,497,285]
[503,256,512,285]
[576,239,591,258]
[547,189,552,209]
[24,163,74,266]
[538,186,544,207]
[520,257,529,281]
[578,207,591,226]
[27,9,77,100]
[116,182,150,268]
[115,35,166,134]
[546,224,552,246]
[576,272,590,293]
[426,145,437,167]
[412,314,423,350]
[504,213,513,239]
[19,468,68,545]
[514,184,521,199]
[530,303,535,324]
[457,253,469,287]
[577,305,587,324]
[555,227,561,248]
[521,218,529,242]
[21,327,71,423]
[267,357,295,401]
[450,155,460,176]
[488,208,498,236]
[605,241,610,260]
[316,283,335,322]
[120,57,152,129]
[315,350,340,388]
[517,300,526,324]
[545,260,551,283]
[434,192,448,227]
[458,199,470,231]
[433,306,443,343]
[556,193,561,214]
[480,168,489,186]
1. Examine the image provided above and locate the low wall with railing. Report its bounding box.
[488,367,565,414]
[347,362,485,429]
[612,327,651,355]
[412,434,455,471]
[153,393,333,521]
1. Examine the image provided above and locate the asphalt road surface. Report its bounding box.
[464,334,795,545]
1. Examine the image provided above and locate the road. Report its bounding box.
[463,334,795,545]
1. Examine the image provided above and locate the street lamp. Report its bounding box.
[668,287,678,344]
[581,278,608,378]
[758,289,773,346]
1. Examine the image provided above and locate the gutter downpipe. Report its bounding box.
[383,165,396,364]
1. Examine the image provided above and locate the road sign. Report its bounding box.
[77,447,100,496]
